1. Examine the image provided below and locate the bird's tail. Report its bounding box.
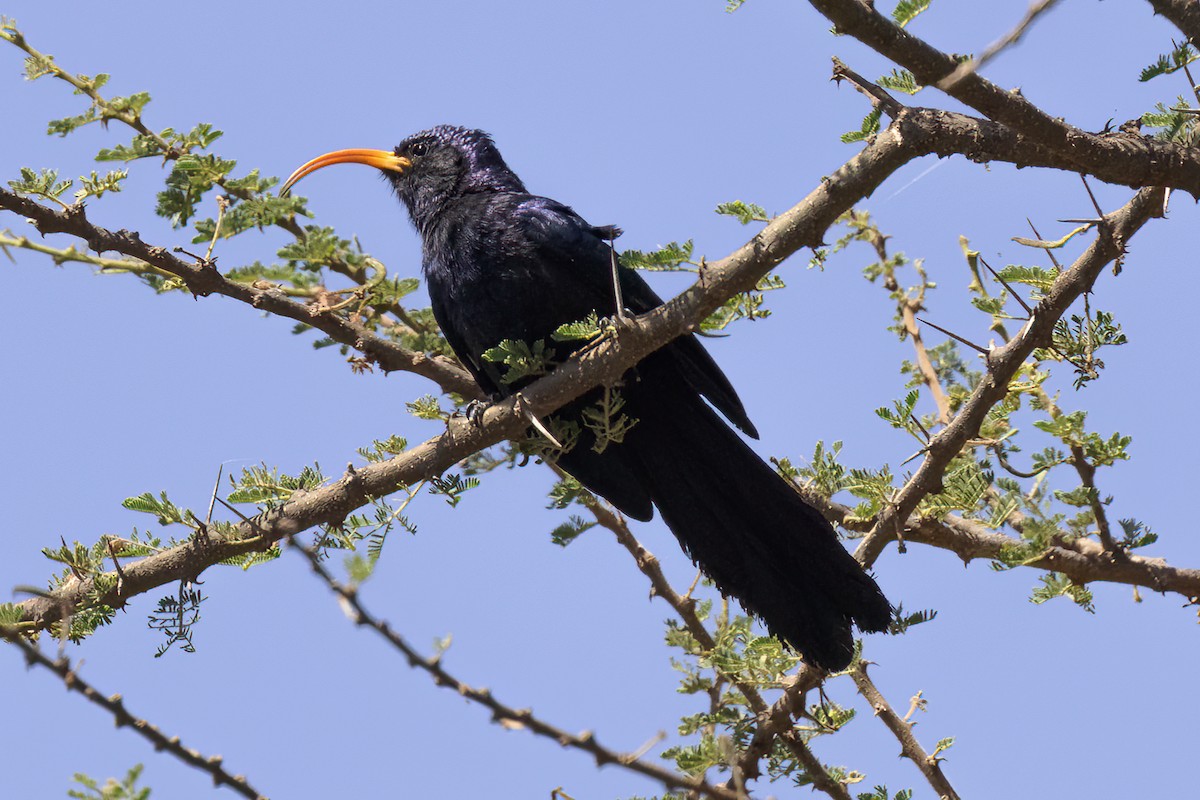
[624,369,891,671]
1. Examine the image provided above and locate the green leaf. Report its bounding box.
[701,273,785,332]
[0,602,23,627]
[428,473,478,507]
[357,434,409,463]
[227,463,325,507]
[97,132,168,162]
[1030,572,1095,612]
[715,200,769,224]
[75,169,127,200]
[892,0,931,28]
[122,491,193,527]
[156,154,237,227]
[841,108,882,144]
[581,386,637,454]
[619,240,694,271]
[1117,518,1158,550]
[552,311,601,342]
[549,514,596,546]
[993,262,1060,293]
[67,764,151,800]
[888,604,937,634]
[787,440,848,499]
[1143,97,1196,142]
[406,394,447,420]
[480,338,555,385]
[877,68,920,95]
[7,166,73,203]
[1139,42,1198,82]
[547,475,594,509]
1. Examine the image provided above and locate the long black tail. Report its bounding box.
[612,362,892,671]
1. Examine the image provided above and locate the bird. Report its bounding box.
[282,125,891,670]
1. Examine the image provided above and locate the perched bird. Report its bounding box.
[282,126,891,669]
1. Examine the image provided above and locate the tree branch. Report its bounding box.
[811,0,1200,197]
[853,186,1165,566]
[6,121,922,634]
[568,473,845,794]
[0,189,480,397]
[1,629,267,800]
[940,0,1063,90]
[1147,0,1200,44]
[850,662,960,800]
[289,543,742,800]
[794,486,1200,601]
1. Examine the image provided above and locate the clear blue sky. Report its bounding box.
[2,1,1197,798]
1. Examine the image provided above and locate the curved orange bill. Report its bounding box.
[280,148,412,196]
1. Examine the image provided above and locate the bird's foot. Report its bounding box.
[453,398,490,428]
[597,310,636,335]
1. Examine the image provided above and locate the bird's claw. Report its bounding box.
[597,310,635,335]
[455,398,489,428]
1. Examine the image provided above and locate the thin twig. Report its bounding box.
[850,663,960,800]
[289,541,741,800]
[939,0,1062,91]
[560,466,846,794]
[859,216,952,423]
[0,629,268,799]
[831,57,905,117]
[853,187,1165,567]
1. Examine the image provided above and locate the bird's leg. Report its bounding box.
[608,239,628,323]
[590,224,629,324]
[453,398,491,428]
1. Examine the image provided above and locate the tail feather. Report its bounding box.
[618,361,891,671]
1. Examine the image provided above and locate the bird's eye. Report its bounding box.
[409,141,430,157]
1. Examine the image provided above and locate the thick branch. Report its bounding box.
[1147,0,1200,43]
[812,0,1200,197]
[9,122,921,633]
[906,515,1200,599]
[0,189,479,397]
[796,488,1200,601]
[854,186,1165,566]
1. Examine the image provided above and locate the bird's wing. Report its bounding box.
[429,290,506,398]
[517,197,759,438]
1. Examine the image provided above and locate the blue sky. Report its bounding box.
[2,1,1197,798]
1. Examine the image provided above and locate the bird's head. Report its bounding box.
[281,125,526,231]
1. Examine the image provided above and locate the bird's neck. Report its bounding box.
[406,167,524,235]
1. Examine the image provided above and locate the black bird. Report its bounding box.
[282,126,891,669]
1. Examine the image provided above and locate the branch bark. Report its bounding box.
[1147,0,1200,43]
[1,629,267,800]
[795,486,1200,600]
[6,120,921,633]
[291,544,742,800]
[853,186,1165,566]
[0,189,480,397]
[813,0,1200,197]
[850,663,960,800]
